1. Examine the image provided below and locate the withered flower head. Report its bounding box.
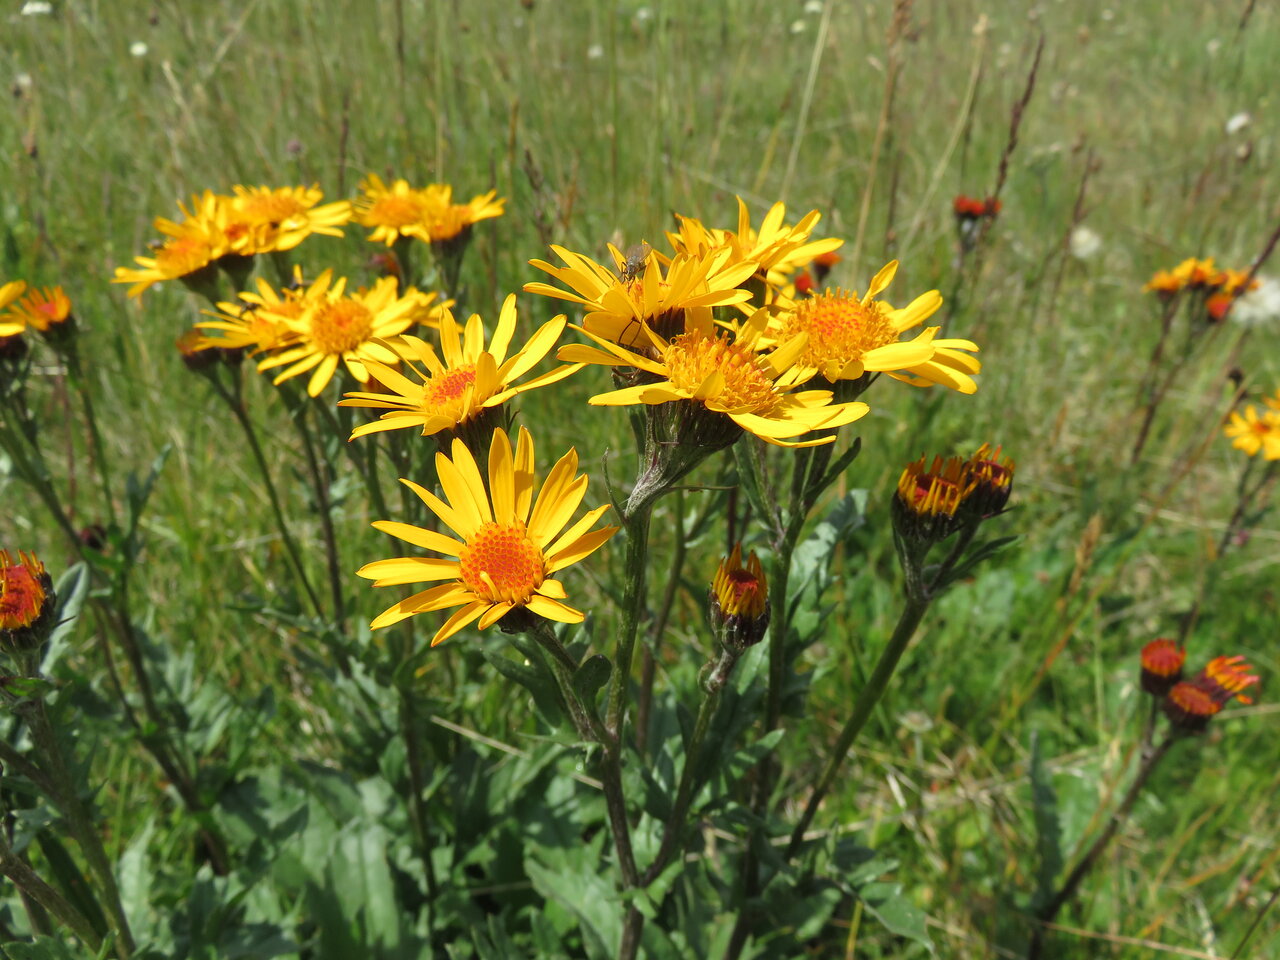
[1140,639,1185,697]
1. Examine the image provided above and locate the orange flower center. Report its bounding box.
[310,300,374,355]
[427,206,471,242]
[368,194,427,229]
[36,301,58,317]
[782,290,896,371]
[723,569,764,615]
[458,522,545,604]
[665,333,779,414]
[156,235,214,278]
[0,561,45,631]
[424,365,479,407]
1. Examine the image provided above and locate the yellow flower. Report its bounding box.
[558,309,868,447]
[1264,389,1280,413]
[1143,257,1219,295]
[1224,405,1280,460]
[0,285,72,337]
[772,261,979,393]
[112,214,228,297]
[0,281,31,337]
[196,270,327,355]
[358,426,619,645]
[667,197,843,287]
[525,243,757,348]
[341,293,581,440]
[227,185,351,253]
[355,174,437,246]
[419,184,505,243]
[256,274,447,396]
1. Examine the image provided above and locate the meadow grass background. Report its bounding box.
[2,0,1279,956]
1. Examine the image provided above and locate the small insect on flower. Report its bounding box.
[617,242,653,284]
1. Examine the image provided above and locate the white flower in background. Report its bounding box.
[1230,277,1280,327]
[789,18,806,34]
[1225,112,1251,135]
[586,43,604,60]
[14,73,33,93]
[129,41,148,58]
[804,0,824,14]
[1069,226,1102,261]
[634,7,652,22]
[1206,38,1221,56]
[21,1,53,14]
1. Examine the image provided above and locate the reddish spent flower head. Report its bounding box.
[952,195,987,219]
[982,197,1002,217]
[1201,655,1259,705]
[1206,292,1233,323]
[1164,681,1222,733]
[0,549,55,655]
[793,270,815,295]
[1140,638,1186,697]
[811,250,842,283]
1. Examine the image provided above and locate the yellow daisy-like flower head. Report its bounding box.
[419,184,505,244]
[667,197,843,288]
[772,261,980,396]
[112,214,228,298]
[357,426,619,646]
[341,293,582,442]
[196,270,324,356]
[558,310,868,448]
[1224,404,1280,460]
[0,285,72,337]
[525,243,758,349]
[355,174,437,246]
[228,184,351,253]
[0,281,30,337]
[256,274,447,396]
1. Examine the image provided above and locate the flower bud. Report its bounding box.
[960,443,1015,521]
[892,453,971,546]
[710,545,769,653]
[1164,654,1258,733]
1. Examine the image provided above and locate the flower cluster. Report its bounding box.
[1223,391,1280,460]
[1143,258,1259,309]
[892,443,1015,546]
[1161,653,1259,733]
[952,195,1001,220]
[113,186,352,297]
[526,197,980,450]
[355,175,504,248]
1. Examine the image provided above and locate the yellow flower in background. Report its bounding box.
[112,215,228,297]
[341,293,581,440]
[196,270,328,355]
[355,175,436,245]
[1264,389,1280,413]
[228,184,351,253]
[0,285,72,335]
[667,197,843,287]
[1143,257,1219,295]
[1224,404,1280,460]
[256,274,447,396]
[525,243,757,348]
[0,281,31,336]
[558,309,868,447]
[419,184,505,243]
[772,261,980,393]
[358,426,619,645]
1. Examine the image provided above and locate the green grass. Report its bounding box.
[2,0,1279,957]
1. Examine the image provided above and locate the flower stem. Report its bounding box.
[0,831,105,955]
[22,699,135,958]
[606,502,653,740]
[210,374,324,620]
[784,593,930,858]
[643,648,736,885]
[1027,733,1178,959]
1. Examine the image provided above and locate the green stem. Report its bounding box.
[637,490,687,756]
[643,648,736,885]
[295,404,347,632]
[606,503,653,740]
[211,376,324,619]
[66,348,118,528]
[784,594,931,858]
[396,679,440,901]
[1027,734,1178,959]
[23,700,135,958]
[0,832,104,954]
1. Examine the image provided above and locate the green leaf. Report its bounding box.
[859,881,933,950]
[36,830,109,943]
[2,937,92,960]
[572,654,611,707]
[43,562,90,674]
